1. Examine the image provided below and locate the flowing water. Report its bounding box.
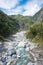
[0,31,36,65]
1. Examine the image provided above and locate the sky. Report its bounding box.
[0,0,43,16]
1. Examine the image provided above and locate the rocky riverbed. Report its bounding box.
[0,31,43,65]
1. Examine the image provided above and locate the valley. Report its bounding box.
[0,7,43,65]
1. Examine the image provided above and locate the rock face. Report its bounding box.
[33,7,43,23]
[37,8,43,22]
[19,20,26,30]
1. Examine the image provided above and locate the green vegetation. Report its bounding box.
[26,7,43,47]
[11,14,32,29]
[0,10,20,40]
[26,20,43,47]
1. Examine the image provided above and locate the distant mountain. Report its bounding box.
[11,7,43,29]
[0,10,20,38]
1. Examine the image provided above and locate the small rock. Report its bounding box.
[0,61,3,65]
[3,62,7,65]
[1,57,6,62]
[27,62,34,65]
[12,55,17,59]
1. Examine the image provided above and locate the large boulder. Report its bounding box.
[7,48,16,57]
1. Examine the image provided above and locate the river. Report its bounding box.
[0,31,37,65]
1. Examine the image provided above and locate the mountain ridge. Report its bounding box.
[0,10,20,39]
[10,7,43,29]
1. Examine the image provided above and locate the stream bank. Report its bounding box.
[0,31,43,65]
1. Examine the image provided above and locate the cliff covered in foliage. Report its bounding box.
[0,10,20,39]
